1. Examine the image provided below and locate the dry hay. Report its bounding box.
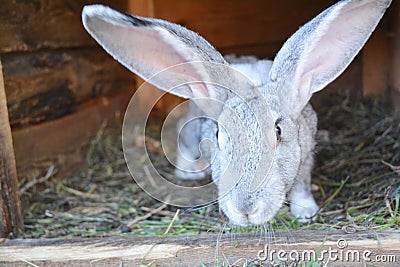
[19,94,399,239]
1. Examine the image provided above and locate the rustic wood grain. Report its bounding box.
[0,0,126,53]
[0,60,24,237]
[0,230,399,266]
[12,88,134,181]
[2,48,136,128]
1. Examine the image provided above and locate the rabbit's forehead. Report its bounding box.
[218,97,276,148]
[221,93,281,121]
[215,96,278,194]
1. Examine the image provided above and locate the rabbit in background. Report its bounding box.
[82,0,392,226]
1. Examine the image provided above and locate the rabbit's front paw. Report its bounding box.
[289,191,319,223]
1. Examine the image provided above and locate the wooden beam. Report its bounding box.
[0,230,399,266]
[2,47,136,128]
[0,59,24,237]
[0,0,126,53]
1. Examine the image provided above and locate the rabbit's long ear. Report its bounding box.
[82,5,227,103]
[270,0,391,117]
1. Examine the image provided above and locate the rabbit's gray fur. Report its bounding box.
[178,56,320,224]
[82,0,392,225]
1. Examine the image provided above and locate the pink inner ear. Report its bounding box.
[121,26,187,74]
[107,23,210,98]
[297,1,381,96]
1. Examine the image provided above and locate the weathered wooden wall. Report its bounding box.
[0,0,136,179]
[0,1,127,52]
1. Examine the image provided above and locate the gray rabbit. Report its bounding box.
[82,0,391,225]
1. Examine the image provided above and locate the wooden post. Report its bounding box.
[389,0,400,117]
[0,59,24,237]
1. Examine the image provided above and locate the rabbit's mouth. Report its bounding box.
[220,196,284,226]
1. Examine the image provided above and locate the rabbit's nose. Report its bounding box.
[230,199,259,217]
[224,198,269,226]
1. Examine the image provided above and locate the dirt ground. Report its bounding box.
[19,92,400,239]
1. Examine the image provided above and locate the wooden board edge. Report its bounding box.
[0,230,399,266]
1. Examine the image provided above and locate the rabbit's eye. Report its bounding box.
[275,125,282,142]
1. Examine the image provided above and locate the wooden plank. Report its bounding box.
[0,60,24,237]
[0,0,126,53]
[2,48,136,128]
[0,230,399,266]
[389,0,400,116]
[12,88,133,181]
